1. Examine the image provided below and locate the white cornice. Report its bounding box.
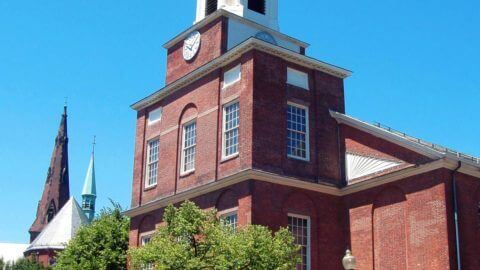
[163,9,309,50]
[124,159,480,218]
[131,38,352,111]
[329,110,445,159]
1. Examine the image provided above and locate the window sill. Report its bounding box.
[287,155,310,162]
[221,153,239,163]
[144,184,157,191]
[222,80,240,90]
[180,170,195,178]
[286,83,309,91]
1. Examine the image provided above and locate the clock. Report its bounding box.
[255,31,277,45]
[183,31,201,61]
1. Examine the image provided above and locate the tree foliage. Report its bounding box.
[2,258,50,270]
[129,201,300,270]
[54,202,129,270]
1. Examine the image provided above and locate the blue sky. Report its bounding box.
[0,0,478,243]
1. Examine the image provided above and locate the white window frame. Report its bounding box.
[287,67,310,90]
[222,101,240,159]
[148,107,163,125]
[223,64,242,88]
[286,102,310,161]
[218,207,239,231]
[181,120,197,175]
[145,138,159,189]
[139,231,155,270]
[288,213,311,270]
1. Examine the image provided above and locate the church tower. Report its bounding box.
[29,106,70,242]
[81,140,97,222]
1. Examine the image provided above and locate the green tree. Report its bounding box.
[0,257,4,269]
[129,201,300,270]
[54,202,129,270]
[4,258,50,270]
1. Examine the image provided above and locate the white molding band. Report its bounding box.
[124,159,480,218]
[131,38,351,111]
[164,9,309,50]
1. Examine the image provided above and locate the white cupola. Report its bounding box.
[195,0,279,31]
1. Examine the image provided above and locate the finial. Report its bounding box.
[63,97,68,115]
[92,136,96,155]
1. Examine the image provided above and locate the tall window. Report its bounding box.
[146,139,159,188]
[223,102,240,158]
[288,215,311,270]
[181,121,197,174]
[287,103,309,161]
[205,0,218,16]
[248,0,266,14]
[140,234,154,270]
[220,211,238,231]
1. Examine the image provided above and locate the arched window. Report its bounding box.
[205,0,218,16]
[46,201,56,223]
[248,0,266,14]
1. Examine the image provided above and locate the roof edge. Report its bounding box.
[132,38,352,111]
[163,9,309,49]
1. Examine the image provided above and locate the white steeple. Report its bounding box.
[195,0,279,31]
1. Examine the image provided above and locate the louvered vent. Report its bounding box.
[205,0,218,16]
[248,0,266,15]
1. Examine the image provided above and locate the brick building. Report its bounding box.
[125,1,480,269]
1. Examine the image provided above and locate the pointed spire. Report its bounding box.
[29,106,70,242]
[82,136,97,222]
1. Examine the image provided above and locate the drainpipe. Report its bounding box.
[452,161,462,270]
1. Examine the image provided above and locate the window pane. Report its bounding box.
[182,122,197,173]
[221,212,238,231]
[287,104,309,160]
[223,102,240,157]
[147,140,159,187]
[223,65,241,87]
[288,216,310,270]
[287,68,309,90]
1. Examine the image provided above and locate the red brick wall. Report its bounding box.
[165,17,227,84]
[251,51,345,186]
[342,125,432,165]
[251,181,346,270]
[129,181,252,247]
[449,172,480,269]
[344,169,453,270]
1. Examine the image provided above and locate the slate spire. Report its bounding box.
[28,106,70,242]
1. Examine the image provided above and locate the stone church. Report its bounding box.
[24,106,98,267]
[125,1,480,269]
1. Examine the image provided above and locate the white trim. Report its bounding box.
[287,102,310,162]
[148,107,163,125]
[287,67,309,90]
[145,138,159,189]
[131,38,352,111]
[180,120,197,175]
[288,213,311,270]
[223,64,242,89]
[164,9,309,49]
[222,100,240,159]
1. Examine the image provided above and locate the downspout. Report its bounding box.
[452,161,462,270]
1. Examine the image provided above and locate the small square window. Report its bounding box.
[148,107,162,125]
[287,67,309,90]
[220,211,238,231]
[248,0,266,15]
[223,64,241,88]
[205,0,218,16]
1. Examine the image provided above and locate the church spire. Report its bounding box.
[29,106,70,242]
[82,137,97,222]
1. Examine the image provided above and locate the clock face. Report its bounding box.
[183,31,201,61]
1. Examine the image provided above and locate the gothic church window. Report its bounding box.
[46,201,56,223]
[248,0,266,14]
[205,0,218,16]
